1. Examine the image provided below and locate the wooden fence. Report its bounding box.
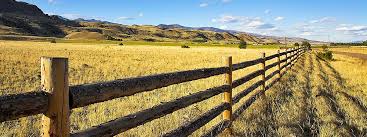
[0,46,306,137]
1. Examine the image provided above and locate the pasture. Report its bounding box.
[0,41,366,136]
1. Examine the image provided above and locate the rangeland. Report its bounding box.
[0,41,366,136]
[0,40,280,136]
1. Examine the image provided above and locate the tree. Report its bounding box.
[50,39,56,43]
[181,45,190,48]
[330,43,337,46]
[239,40,247,49]
[301,41,311,49]
[363,41,367,46]
[294,43,300,47]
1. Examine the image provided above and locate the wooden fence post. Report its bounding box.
[277,50,281,79]
[290,48,294,68]
[261,53,266,92]
[223,56,232,125]
[285,49,288,69]
[41,57,70,137]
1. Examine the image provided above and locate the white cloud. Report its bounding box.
[274,16,284,21]
[336,25,367,31]
[336,25,367,36]
[264,9,271,14]
[48,0,55,4]
[309,17,336,24]
[246,20,264,27]
[44,12,56,15]
[199,3,208,7]
[213,15,276,31]
[338,24,351,27]
[219,25,228,29]
[300,31,312,36]
[246,20,275,29]
[295,23,327,35]
[138,12,144,17]
[117,16,135,20]
[61,14,82,20]
[212,15,243,23]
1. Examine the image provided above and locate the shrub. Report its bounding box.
[294,43,300,47]
[118,43,124,46]
[321,45,328,51]
[317,51,333,60]
[192,38,207,43]
[181,45,190,48]
[363,41,367,46]
[239,40,247,49]
[143,38,156,42]
[301,41,311,49]
[106,35,114,40]
[106,35,123,41]
[50,39,56,43]
[330,43,337,46]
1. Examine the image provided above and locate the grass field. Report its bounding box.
[228,51,367,136]
[0,40,281,136]
[329,47,367,55]
[0,41,366,136]
[54,39,289,49]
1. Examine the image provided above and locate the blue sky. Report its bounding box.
[19,0,367,42]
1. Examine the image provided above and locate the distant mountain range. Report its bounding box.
[0,0,325,44]
[74,18,114,24]
[157,24,237,33]
[157,24,324,44]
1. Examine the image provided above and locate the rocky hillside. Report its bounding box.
[0,0,317,44]
[0,0,265,43]
[0,0,44,16]
[0,0,80,37]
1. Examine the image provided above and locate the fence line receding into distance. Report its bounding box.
[0,46,306,137]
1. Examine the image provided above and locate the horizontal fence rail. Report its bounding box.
[71,85,230,137]
[0,91,49,122]
[0,46,306,137]
[69,67,229,109]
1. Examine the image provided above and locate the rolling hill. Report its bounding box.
[0,0,320,44]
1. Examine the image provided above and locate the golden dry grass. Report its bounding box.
[0,41,366,137]
[227,51,367,136]
[329,47,367,55]
[0,40,279,137]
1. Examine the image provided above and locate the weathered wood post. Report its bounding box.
[261,53,266,92]
[290,48,294,68]
[223,56,233,126]
[277,50,281,79]
[41,57,70,137]
[285,49,288,70]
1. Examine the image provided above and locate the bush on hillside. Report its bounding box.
[330,43,337,46]
[106,35,123,41]
[50,39,56,43]
[317,51,333,60]
[118,43,124,46]
[181,45,190,48]
[301,41,311,49]
[192,38,207,43]
[239,40,247,49]
[143,38,156,42]
[321,45,328,51]
[329,41,367,46]
[294,42,300,47]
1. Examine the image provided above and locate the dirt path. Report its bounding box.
[227,52,367,137]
